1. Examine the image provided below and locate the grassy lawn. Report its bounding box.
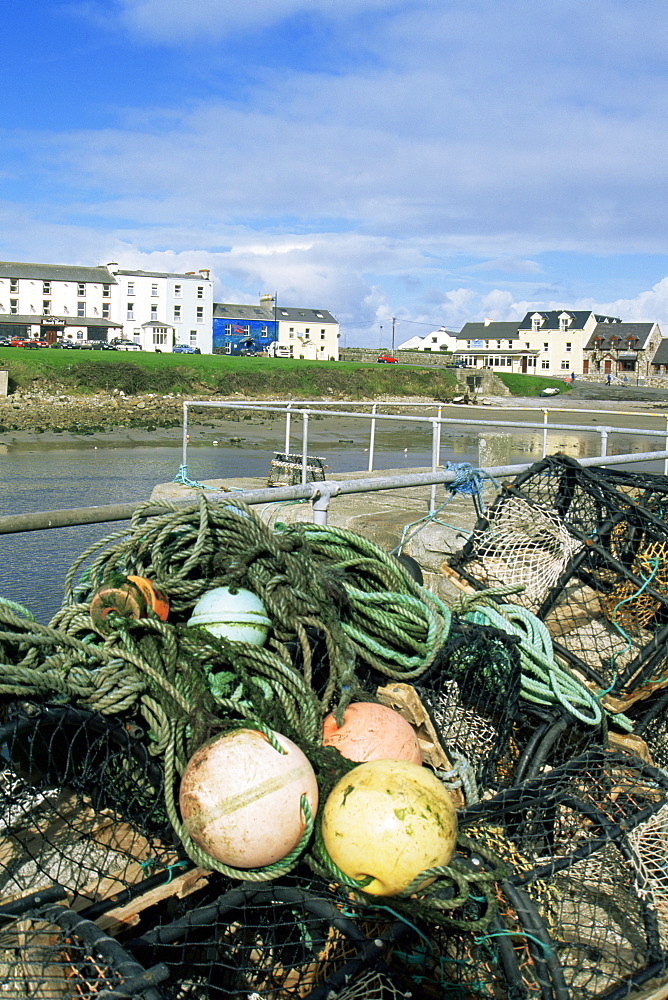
[0,348,572,398]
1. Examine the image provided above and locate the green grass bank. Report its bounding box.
[0,349,568,400]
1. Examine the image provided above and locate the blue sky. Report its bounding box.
[3,0,668,346]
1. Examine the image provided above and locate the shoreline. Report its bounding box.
[1,391,666,452]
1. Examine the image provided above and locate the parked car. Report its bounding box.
[12,338,49,349]
[77,341,118,351]
[112,340,142,351]
[377,354,398,363]
[445,360,467,368]
[173,344,201,354]
[50,340,76,348]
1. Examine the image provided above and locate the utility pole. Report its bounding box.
[391,316,396,355]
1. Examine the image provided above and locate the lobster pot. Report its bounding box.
[420,748,668,1000]
[449,454,668,712]
[268,452,328,486]
[0,903,163,999]
[408,617,603,798]
[0,703,175,911]
[125,875,409,999]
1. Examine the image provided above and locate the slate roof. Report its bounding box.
[214,303,338,323]
[115,269,210,281]
[584,322,656,351]
[0,314,121,327]
[0,262,116,283]
[651,339,668,365]
[458,322,520,340]
[214,303,274,321]
[517,310,621,330]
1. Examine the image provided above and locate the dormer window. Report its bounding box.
[559,312,571,332]
[531,313,543,332]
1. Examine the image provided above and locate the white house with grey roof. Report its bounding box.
[0,260,213,352]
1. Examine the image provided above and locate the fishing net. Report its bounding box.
[1,486,668,996]
[449,454,668,714]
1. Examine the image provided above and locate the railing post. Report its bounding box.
[430,418,439,513]
[285,403,293,454]
[182,402,189,469]
[368,403,377,472]
[542,408,548,457]
[600,427,609,457]
[301,410,309,485]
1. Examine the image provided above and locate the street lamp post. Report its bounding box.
[391,316,396,355]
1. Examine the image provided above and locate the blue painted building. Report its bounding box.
[212,294,277,355]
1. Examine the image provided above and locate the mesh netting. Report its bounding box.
[450,454,668,712]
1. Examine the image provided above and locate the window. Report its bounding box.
[321,328,326,334]
[543,342,549,352]
[102,284,110,298]
[289,330,294,339]
[197,286,204,299]
[197,307,204,322]
[10,299,18,314]
[225,324,231,334]
[151,284,158,296]
[525,342,530,349]
[321,333,326,340]
[532,315,541,332]
[565,342,572,353]
[190,329,197,344]
[153,330,168,345]
[9,279,18,293]
[77,283,85,297]
[127,283,134,296]
[289,327,294,332]
[43,281,51,295]
[261,325,268,335]
[76,331,84,340]
[102,303,110,319]
[174,284,182,297]
[541,359,550,369]
[561,360,570,371]
[496,341,502,348]
[77,302,85,317]
[150,304,158,320]
[127,303,134,320]
[173,305,181,321]
[484,340,489,348]
[243,323,249,333]
[305,327,310,334]
[42,300,50,315]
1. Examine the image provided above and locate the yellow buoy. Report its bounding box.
[321,758,457,896]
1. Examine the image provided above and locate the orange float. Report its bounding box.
[322,702,422,764]
[179,728,318,868]
[90,574,169,630]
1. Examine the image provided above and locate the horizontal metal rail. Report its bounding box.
[0,450,665,535]
[182,398,668,509]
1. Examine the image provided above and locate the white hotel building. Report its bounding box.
[0,260,213,353]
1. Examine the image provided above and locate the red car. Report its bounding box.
[377,354,398,363]
[10,337,49,348]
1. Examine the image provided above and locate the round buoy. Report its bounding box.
[321,759,457,896]
[90,574,169,631]
[180,728,318,868]
[322,702,422,765]
[187,586,271,645]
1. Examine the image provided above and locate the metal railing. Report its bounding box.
[0,450,666,535]
[181,398,668,512]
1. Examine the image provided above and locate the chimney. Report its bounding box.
[483,318,493,326]
[199,268,210,280]
[185,271,196,276]
[107,262,119,272]
[260,293,275,308]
